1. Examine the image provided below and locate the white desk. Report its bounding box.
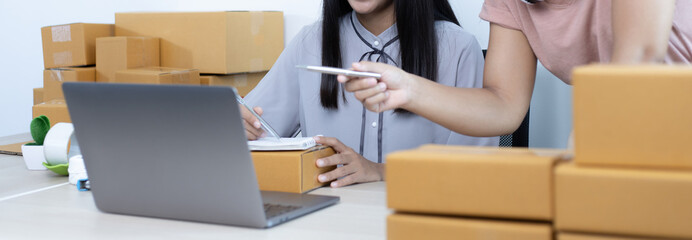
[0,154,390,239]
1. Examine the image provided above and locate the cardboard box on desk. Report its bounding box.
[96,36,160,82]
[555,163,692,239]
[42,23,113,69]
[115,11,284,74]
[33,100,70,127]
[251,146,335,193]
[573,65,692,169]
[387,145,566,221]
[43,67,95,101]
[115,67,200,85]
[559,232,659,240]
[388,213,553,240]
[200,71,266,97]
[33,88,44,105]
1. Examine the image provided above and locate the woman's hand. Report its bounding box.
[314,136,385,187]
[239,105,265,140]
[338,61,417,113]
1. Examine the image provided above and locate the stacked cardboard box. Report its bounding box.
[115,67,200,85]
[387,145,567,239]
[38,23,113,125]
[95,36,160,82]
[200,71,267,97]
[556,65,692,239]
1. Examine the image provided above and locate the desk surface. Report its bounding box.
[0,154,390,239]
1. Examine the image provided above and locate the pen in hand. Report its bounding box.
[233,88,281,141]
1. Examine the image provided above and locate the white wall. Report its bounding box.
[0,0,572,149]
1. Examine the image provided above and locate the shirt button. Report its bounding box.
[371,121,377,128]
[373,40,380,46]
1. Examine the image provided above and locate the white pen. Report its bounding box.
[296,65,382,79]
[232,88,281,141]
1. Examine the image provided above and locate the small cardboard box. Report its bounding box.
[387,145,566,221]
[96,36,160,82]
[43,67,95,101]
[115,11,284,74]
[114,67,200,85]
[251,146,335,193]
[200,71,266,97]
[387,213,553,240]
[559,232,658,240]
[573,65,692,169]
[41,23,113,69]
[32,100,70,127]
[555,163,692,239]
[33,88,44,105]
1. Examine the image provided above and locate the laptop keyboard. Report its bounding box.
[264,203,302,219]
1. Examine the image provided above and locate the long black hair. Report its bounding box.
[320,0,460,110]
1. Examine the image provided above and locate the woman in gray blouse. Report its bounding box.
[242,0,499,188]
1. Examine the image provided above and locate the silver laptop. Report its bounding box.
[62,82,339,228]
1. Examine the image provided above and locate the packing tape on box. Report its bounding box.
[249,11,266,71]
[43,122,81,165]
[53,51,73,67]
[51,25,71,42]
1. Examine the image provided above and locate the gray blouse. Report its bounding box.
[245,11,499,163]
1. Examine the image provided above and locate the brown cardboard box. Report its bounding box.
[33,88,44,105]
[96,36,160,82]
[32,100,70,127]
[573,65,692,169]
[555,163,692,239]
[388,213,553,240]
[387,145,565,221]
[200,71,266,97]
[559,232,659,240]
[115,11,284,74]
[41,23,113,68]
[43,67,95,101]
[251,146,335,193]
[114,67,200,85]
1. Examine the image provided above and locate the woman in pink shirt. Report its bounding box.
[339,0,691,137]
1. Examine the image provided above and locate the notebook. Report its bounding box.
[248,137,317,151]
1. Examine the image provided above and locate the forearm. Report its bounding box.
[404,75,527,137]
[611,0,676,63]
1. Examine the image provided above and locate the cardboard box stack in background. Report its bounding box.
[95,36,160,82]
[35,11,283,126]
[115,67,200,85]
[38,23,112,125]
[42,23,114,69]
[386,145,566,239]
[200,71,267,97]
[115,11,284,74]
[555,65,692,239]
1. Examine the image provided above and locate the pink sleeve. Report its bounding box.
[479,0,522,31]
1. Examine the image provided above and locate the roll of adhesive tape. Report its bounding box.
[43,123,74,165]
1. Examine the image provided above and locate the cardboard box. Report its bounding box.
[555,163,692,239]
[32,100,70,127]
[251,146,335,193]
[96,36,160,82]
[115,11,284,74]
[387,145,565,221]
[388,213,553,240]
[114,67,200,85]
[43,67,95,101]
[33,88,44,105]
[41,23,113,68]
[200,71,266,97]
[573,65,692,169]
[559,233,658,240]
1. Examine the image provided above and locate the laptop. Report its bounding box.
[62,82,339,228]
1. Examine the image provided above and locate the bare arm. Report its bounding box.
[611,0,676,63]
[343,23,537,137]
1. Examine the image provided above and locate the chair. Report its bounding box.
[482,49,530,147]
